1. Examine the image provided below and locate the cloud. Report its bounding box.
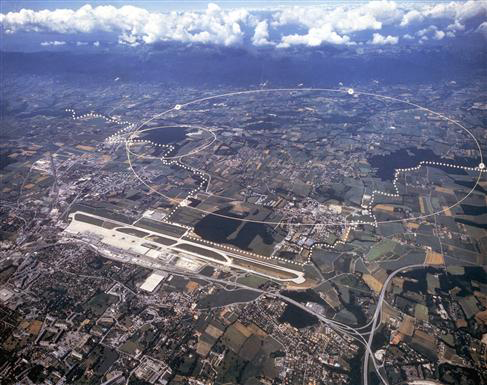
[130,3,249,46]
[0,3,249,47]
[1,1,486,48]
[421,0,486,31]
[477,21,487,38]
[400,10,424,27]
[433,29,445,40]
[277,27,352,48]
[369,33,398,45]
[40,40,66,46]
[252,20,273,46]
[271,0,405,38]
[417,25,446,40]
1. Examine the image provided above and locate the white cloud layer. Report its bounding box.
[40,40,66,46]
[369,33,398,45]
[1,1,486,48]
[252,20,273,46]
[478,21,487,37]
[417,25,446,40]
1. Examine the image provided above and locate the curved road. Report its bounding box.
[363,263,426,385]
[64,236,429,384]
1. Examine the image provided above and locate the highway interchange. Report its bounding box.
[62,226,427,385]
[61,88,487,384]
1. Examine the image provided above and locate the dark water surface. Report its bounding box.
[368,148,478,180]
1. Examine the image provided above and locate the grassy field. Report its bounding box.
[365,239,399,261]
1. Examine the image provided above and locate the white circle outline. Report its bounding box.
[125,88,484,227]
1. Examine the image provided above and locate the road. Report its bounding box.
[65,210,306,283]
[55,235,426,385]
[363,263,426,385]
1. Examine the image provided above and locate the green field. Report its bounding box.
[365,239,399,261]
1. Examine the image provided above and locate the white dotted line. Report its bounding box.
[185,234,305,266]
[159,150,208,223]
[121,87,485,230]
[309,160,485,261]
[66,108,207,225]
[308,224,355,263]
[363,160,486,228]
[66,108,137,147]
[65,108,134,127]
[67,108,486,268]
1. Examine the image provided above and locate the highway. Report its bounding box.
[63,234,394,382]
[363,263,426,385]
[62,208,432,384]
[49,231,431,385]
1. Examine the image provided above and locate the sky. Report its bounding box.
[0,1,463,12]
[1,0,486,49]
